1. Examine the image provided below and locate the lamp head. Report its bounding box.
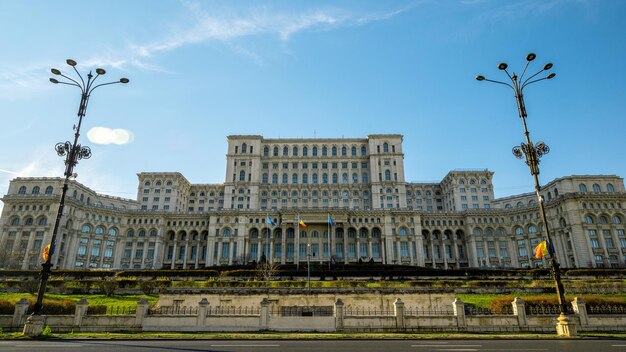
[66,59,77,67]
[95,68,106,75]
[526,53,537,62]
[475,75,485,81]
[51,68,61,75]
[547,73,556,79]
[543,63,553,70]
[49,78,59,84]
[498,63,508,70]
[120,78,129,84]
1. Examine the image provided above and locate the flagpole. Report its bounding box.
[296,214,300,270]
[328,213,331,271]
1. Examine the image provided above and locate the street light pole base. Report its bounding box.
[556,313,577,337]
[23,314,46,337]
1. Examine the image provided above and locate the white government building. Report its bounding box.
[1,134,625,271]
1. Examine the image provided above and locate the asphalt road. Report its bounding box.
[1,339,625,352]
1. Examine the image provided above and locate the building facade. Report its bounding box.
[1,135,625,270]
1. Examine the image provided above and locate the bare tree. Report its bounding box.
[256,261,281,292]
[0,248,24,269]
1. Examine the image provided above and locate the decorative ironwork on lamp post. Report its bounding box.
[475,53,568,316]
[32,59,129,315]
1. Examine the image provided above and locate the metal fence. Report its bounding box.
[344,307,395,316]
[149,306,198,315]
[587,304,626,315]
[208,306,260,316]
[405,307,455,316]
[525,304,560,315]
[464,305,513,316]
[105,306,136,315]
[272,306,334,317]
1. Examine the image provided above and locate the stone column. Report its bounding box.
[197,298,208,326]
[394,298,405,329]
[452,298,466,330]
[13,298,29,327]
[511,297,526,328]
[135,298,150,326]
[556,312,578,337]
[260,298,270,330]
[334,299,344,331]
[74,298,89,326]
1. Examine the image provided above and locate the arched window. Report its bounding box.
[332,146,337,156]
[496,228,505,237]
[383,143,389,153]
[139,229,146,237]
[341,146,347,156]
[528,225,537,234]
[514,226,524,235]
[272,174,278,184]
[400,228,407,236]
[385,170,391,181]
[166,180,173,186]
[607,184,615,193]
[516,201,524,208]
[302,173,308,184]
[32,186,40,195]
[18,186,27,195]
[485,228,494,237]
[554,188,559,197]
[239,170,246,181]
[82,225,91,233]
[234,146,238,154]
[45,186,53,194]
[579,184,587,192]
[293,146,298,156]
[108,228,118,236]
[332,173,338,184]
[38,217,47,226]
[352,173,358,184]
[599,216,609,224]
[11,217,20,226]
[263,147,269,156]
[361,146,367,156]
[303,146,308,156]
[322,146,328,156]
[24,217,33,225]
[584,215,594,224]
[313,146,318,156]
[223,228,231,237]
[592,184,601,193]
[342,173,348,184]
[529,199,536,206]
[241,143,247,153]
[322,173,328,184]
[282,174,288,184]
[292,173,298,184]
[262,173,269,184]
[505,204,512,208]
[351,146,356,156]
[473,228,482,236]
[362,173,368,183]
[273,146,279,156]
[283,146,288,156]
[95,226,105,235]
[613,215,622,224]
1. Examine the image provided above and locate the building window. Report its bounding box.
[579,184,587,193]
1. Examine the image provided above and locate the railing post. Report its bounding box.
[197,298,208,326]
[453,298,466,330]
[512,297,527,328]
[74,298,89,327]
[13,298,29,327]
[334,298,344,331]
[394,298,405,329]
[260,298,270,330]
[571,297,588,327]
[135,298,149,327]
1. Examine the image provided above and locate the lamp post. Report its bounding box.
[33,59,129,316]
[476,53,574,336]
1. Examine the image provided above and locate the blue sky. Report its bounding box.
[1,0,625,211]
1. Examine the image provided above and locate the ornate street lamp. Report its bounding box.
[32,59,129,316]
[476,53,575,336]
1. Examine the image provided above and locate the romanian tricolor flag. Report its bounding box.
[298,216,307,228]
[42,244,51,261]
[534,240,553,259]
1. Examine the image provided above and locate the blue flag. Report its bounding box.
[328,214,336,226]
[267,215,276,227]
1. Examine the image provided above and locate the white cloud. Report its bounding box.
[87,127,134,145]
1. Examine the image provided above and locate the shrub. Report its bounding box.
[87,304,107,315]
[41,325,52,337]
[96,279,118,297]
[19,279,40,294]
[139,280,157,295]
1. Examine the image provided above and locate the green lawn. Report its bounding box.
[0,293,158,309]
